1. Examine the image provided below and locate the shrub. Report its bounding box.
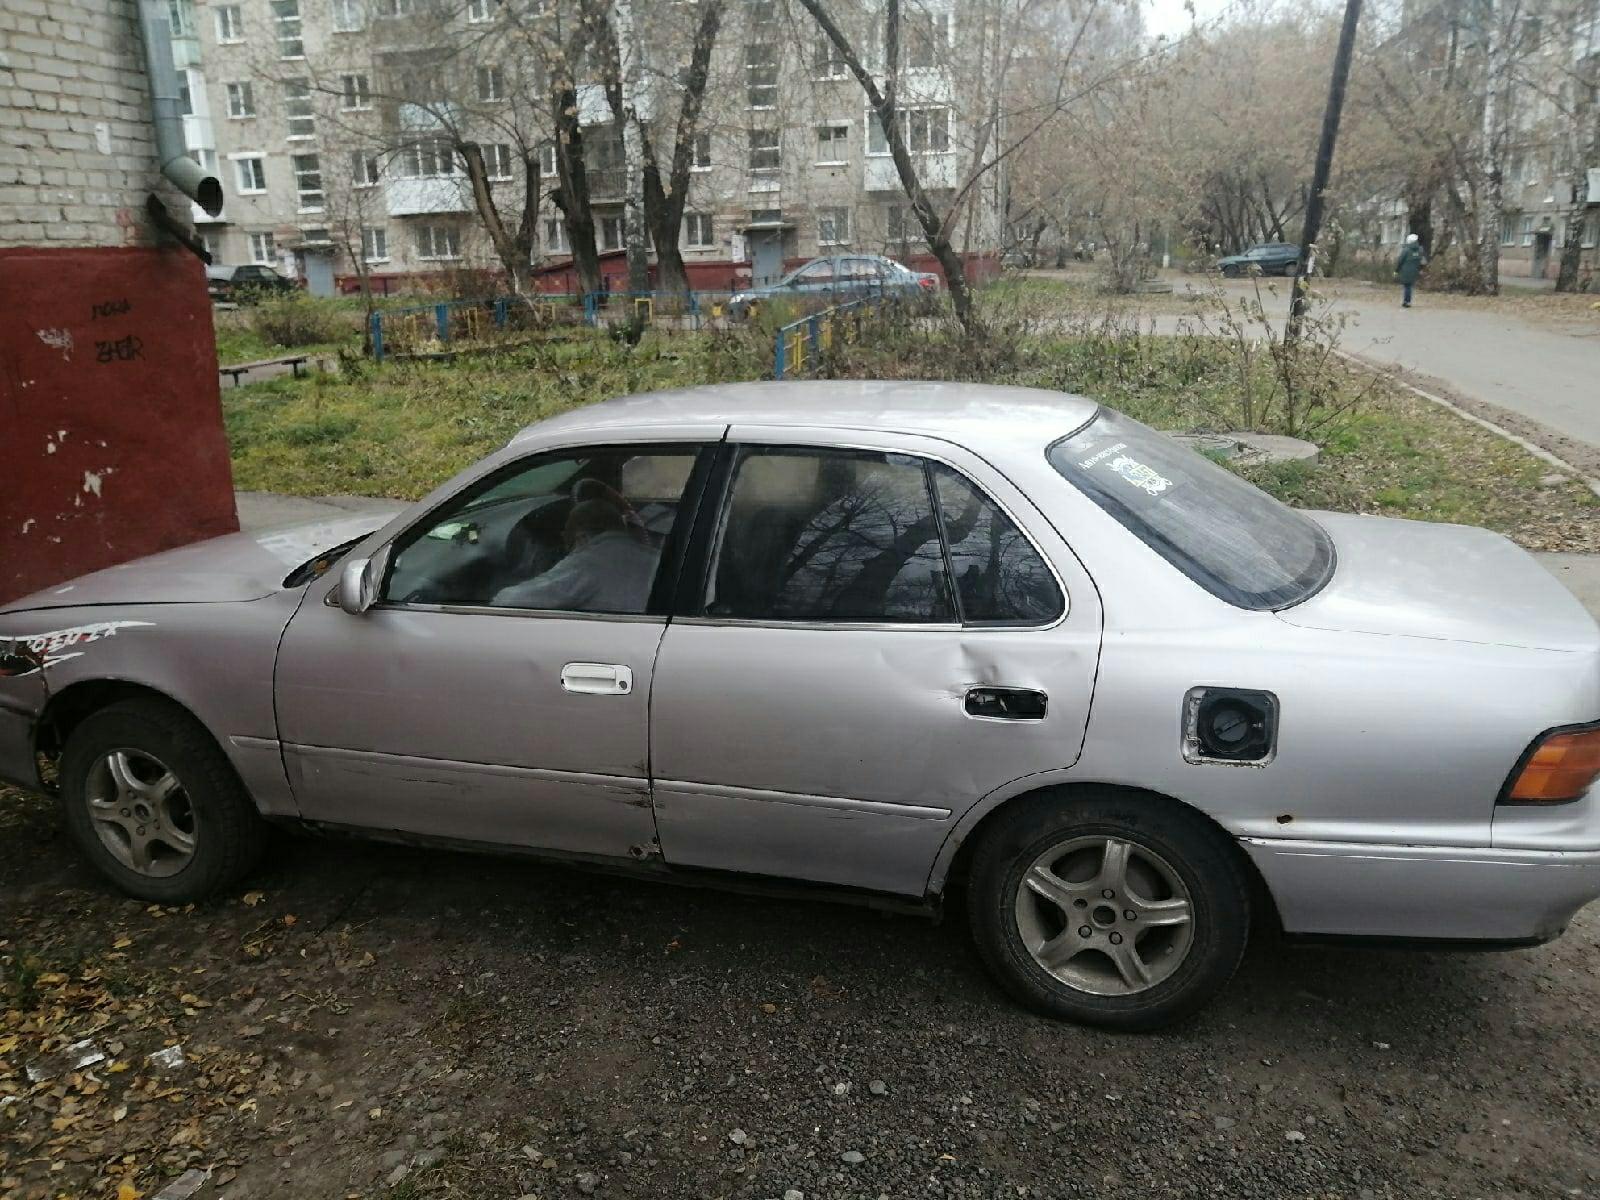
[248,293,352,349]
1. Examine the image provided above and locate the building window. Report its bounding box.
[169,0,196,39]
[537,142,557,177]
[402,138,458,177]
[467,0,493,20]
[544,217,569,253]
[1583,212,1600,250]
[285,79,315,137]
[885,204,919,243]
[249,231,276,264]
[1500,215,1516,246]
[271,0,303,58]
[199,231,219,259]
[351,150,382,186]
[373,0,419,15]
[748,129,780,172]
[817,206,849,245]
[484,144,513,179]
[214,5,244,42]
[234,155,267,193]
[746,44,778,108]
[600,215,625,251]
[177,72,195,117]
[340,73,371,110]
[477,65,505,102]
[691,132,711,170]
[362,226,389,262]
[332,0,364,31]
[869,108,949,154]
[1521,214,1535,246]
[813,31,847,78]
[904,10,950,69]
[226,81,255,118]
[683,212,714,247]
[293,154,324,211]
[415,223,461,260]
[816,123,848,163]
[301,227,331,245]
[747,0,777,21]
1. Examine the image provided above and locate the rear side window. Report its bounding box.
[706,448,952,622]
[930,464,1063,624]
[703,447,1061,626]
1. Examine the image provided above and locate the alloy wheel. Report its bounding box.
[83,748,198,878]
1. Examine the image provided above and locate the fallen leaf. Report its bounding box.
[113,937,133,950]
[108,1061,130,1073]
[242,891,266,906]
[118,1182,141,1200]
[282,915,298,927]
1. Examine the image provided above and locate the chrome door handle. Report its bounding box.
[561,662,634,696]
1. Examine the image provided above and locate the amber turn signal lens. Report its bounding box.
[1508,726,1600,802]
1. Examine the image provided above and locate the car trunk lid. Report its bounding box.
[1276,512,1598,652]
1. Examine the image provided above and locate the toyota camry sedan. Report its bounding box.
[3,381,1598,1030]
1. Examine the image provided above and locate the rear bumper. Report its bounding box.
[1242,836,1600,942]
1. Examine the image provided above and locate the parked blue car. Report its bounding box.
[1215,243,1302,278]
[729,254,940,319]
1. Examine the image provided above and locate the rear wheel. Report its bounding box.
[59,699,268,902]
[966,790,1250,1031]
[1221,264,1240,278]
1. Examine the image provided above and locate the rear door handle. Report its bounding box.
[561,662,633,696]
[965,686,1047,720]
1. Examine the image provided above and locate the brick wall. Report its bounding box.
[0,0,172,248]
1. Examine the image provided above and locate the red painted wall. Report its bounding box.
[0,247,238,605]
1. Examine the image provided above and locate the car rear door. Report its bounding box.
[274,437,717,858]
[648,428,1103,896]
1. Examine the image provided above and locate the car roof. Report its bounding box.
[511,380,1101,450]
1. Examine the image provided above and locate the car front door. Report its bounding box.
[648,428,1103,896]
[274,438,714,858]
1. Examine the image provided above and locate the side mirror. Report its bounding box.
[336,553,383,615]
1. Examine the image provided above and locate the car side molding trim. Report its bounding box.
[286,742,650,793]
[653,778,951,821]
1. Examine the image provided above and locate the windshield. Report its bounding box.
[1047,410,1334,610]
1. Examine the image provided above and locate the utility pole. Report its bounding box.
[1286,0,1363,343]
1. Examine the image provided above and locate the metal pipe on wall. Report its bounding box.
[135,0,222,216]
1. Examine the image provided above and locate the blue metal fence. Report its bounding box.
[772,296,883,380]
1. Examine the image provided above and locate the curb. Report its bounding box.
[1333,349,1600,500]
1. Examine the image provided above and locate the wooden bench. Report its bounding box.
[219,354,310,387]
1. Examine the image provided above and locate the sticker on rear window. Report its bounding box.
[1109,456,1172,496]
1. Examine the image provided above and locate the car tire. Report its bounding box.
[1221,265,1239,278]
[58,699,268,903]
[966,789,1251,1031]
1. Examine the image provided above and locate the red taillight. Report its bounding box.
[918,276,936,290]
[1504,724,1600,803]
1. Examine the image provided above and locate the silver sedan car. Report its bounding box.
[3,381,1599,1030]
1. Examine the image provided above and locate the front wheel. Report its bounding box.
[58,699,268,902]
[966,791,1251,1031]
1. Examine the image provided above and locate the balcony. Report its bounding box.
[585,167,625,201]
[387,177,473,216]
[864,152,955,193]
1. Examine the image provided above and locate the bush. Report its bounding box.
[248,293,352,349]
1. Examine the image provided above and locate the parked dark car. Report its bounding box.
[1215,243,1302,278]
[729,254,939,319]
[207,263,300,304]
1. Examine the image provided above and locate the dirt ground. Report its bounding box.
[3,786,1598,1200]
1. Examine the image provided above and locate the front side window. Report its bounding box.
[1048,409,1333,611]
[384,446,701,614]
[705,448,954,623]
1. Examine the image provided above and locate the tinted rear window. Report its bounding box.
[1048,410,1333,610]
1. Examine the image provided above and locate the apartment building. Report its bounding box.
[188,0,1001,290]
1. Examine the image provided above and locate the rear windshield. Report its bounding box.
[1047,410,1334,610]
